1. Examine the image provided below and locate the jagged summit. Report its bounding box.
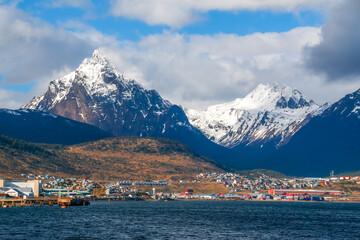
[21,51,210,150]
[186,83,324,148]
[212,83,314,113]
[91,49,104,59]
[323,87,360,118]
[24,49,168,109]
[262,87,360,176]
[78,50,118,75]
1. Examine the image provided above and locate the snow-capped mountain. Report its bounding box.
[186,83,326,149]
[22,50,225,157]
[23,50,175,136]
[260,87,360,177]
[322,88,360,119]
[24,50,181,136]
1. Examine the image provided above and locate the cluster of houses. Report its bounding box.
[43,178,169,197]
[153,189,336,201]
[105,181,167,195]
[0,177,99,199]
[41,178,96,197]
[197,172,357,192]
[117,181,168,186]
[170,192,327,201]
[2,171,357,201]
[21,173,54,180]
[2,174,171,199]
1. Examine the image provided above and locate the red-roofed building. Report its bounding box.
[269,189,342,195]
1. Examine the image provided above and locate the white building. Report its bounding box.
[0,179,42,197]
[5,188,34,198]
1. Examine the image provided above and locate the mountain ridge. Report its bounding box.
[186,83,326,149]
[0,108,112,145]
[19,50,359,176]
[22,50,230,160]
[252,88,360,176]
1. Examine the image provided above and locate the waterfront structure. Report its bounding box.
[0,193,9,199]
[269,189,343,195]
[0,179,42,197]
[5,188,34,198]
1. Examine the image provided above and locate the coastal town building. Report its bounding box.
[0,179,42,197]
[269,189,343,195]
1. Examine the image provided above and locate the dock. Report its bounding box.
[0,197,57,207]
[0,197,89,207]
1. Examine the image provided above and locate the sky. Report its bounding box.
[0,0,359,110]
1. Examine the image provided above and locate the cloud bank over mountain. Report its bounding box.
[305,0,360,81]
[0,0,359,110]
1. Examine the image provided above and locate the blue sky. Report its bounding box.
[0,0,359,109]
[16,0,325,41]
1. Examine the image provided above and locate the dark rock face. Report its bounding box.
[276,95,312,109]
[21,50,359,177]
[22,51,227,158]
[0,109,112,145]
[23,51,175,136]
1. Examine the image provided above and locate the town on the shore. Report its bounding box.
[1,172,359,207]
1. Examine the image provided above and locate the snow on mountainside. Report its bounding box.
[260,87,360,177]
[186,84,325,148]
[22,50,217,153]
[24,50,171,117]
[323,88,360,119]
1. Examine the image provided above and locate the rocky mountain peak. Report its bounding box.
[75,50,122,85]
[241,83,315,111]
[21,51,201,142]
[23,50,131,111]
[324,88,360,118]
[80,50,114,70]
[186,83,323,148]
[91,49,103,60]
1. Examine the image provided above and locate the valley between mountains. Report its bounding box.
[0,50,359,177]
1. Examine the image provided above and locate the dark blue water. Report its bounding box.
[1,201,360,239]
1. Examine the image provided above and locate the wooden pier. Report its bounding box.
[0,197,90,207]
[1,197,61,207]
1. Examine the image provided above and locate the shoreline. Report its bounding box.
[2,198,359,208]
[92,198,360,203]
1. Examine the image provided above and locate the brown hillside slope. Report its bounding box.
[0,136,77,178]
[0,136,223,180]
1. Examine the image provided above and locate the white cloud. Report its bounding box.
[304,0,360,81]
[0,88,32,109]
[94,27,354,109]
[97,27,359,109]
[1,2,358,111]
[0,5,96,86]
[0,4,122,108]
[110,0,342,28]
